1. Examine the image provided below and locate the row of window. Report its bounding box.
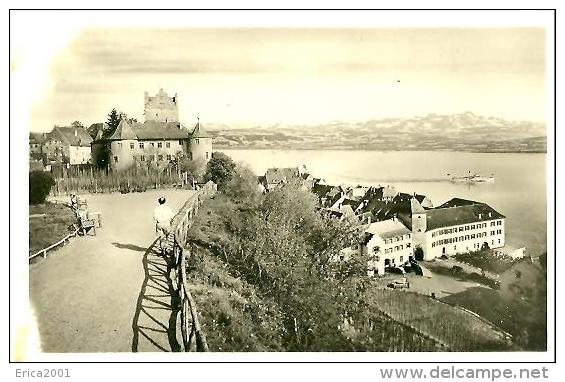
[384,234,411,244]
[373,255,405,263]
[431,231,497,247]
[118,139,205,150]
[114,154,174,163]
[113,152,210,163]
[119,140,183,150]
[431,220,502,238]
[433,239,502,251]
[383,243,411,254]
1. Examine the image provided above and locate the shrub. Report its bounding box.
[29,171,55,204]
[203,152,236,190]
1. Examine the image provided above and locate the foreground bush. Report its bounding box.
[29,171,55,204]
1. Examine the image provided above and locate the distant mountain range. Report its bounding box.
[206,112,547,153]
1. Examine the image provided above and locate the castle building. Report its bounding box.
[91,89,212,171]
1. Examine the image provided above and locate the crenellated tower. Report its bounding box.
[144,88,179,123]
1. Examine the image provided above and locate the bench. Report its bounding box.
[88,212,103,228]
[79,216,96,236]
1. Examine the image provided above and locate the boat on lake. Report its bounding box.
[447,171,495,183]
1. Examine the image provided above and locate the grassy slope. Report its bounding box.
[186,249,287,351]
[29,202,77,254]
[442,287,546,350]
[368,288,513,351]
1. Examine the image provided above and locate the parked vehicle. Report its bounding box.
[387,278,410,289]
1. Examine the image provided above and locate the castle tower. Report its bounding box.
[144,88,179,123]
[410,197,427,233]
[410,197,429,260]
[189,118,213,164]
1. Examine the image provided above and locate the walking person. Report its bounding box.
[154,197,174,255]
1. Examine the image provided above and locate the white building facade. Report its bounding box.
[361,219,413,276]
[410,198,506,261]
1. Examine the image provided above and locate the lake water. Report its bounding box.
[220,149,548,256]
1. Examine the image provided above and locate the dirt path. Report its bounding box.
[29,189,195,353]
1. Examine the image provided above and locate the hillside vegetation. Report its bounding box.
[184,153,517,351]
[29,202,77,255]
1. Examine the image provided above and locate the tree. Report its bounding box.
[203,152,237,190]
[29,171,55,204]
[175,151,205,182]
[71,121,84,128]
[105,108,122,138]
[212,181,364,350]
[223,164,261,202]
[94,143,112,170]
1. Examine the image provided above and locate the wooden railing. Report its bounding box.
[170,181,216,351]
[29,200,79,261]
[29,226,80,260]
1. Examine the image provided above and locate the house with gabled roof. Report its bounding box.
[260,167,301,191]
[42,126,93,165]
[337,218,413,276]
[29,132,45,157]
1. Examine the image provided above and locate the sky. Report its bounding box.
[22,27,546,132]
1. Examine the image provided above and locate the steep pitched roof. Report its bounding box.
[437,198,481,209]
[87,122,106,139]
[410,198,426,214]
[50,126,93,147]
[98,120,191,141]
[365,219,411,240]
[312,183,332,198]
[360,195,387,215]
[29,132,46,144]
[326,191,344,208]
[191,121,212,138]
[264,167,300,185]
[376,198,412,221]
[109,119,137,140]
[399,192,430,205]
[326,186,343,199]
[425,201,505,231]
[341,198,364,212]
